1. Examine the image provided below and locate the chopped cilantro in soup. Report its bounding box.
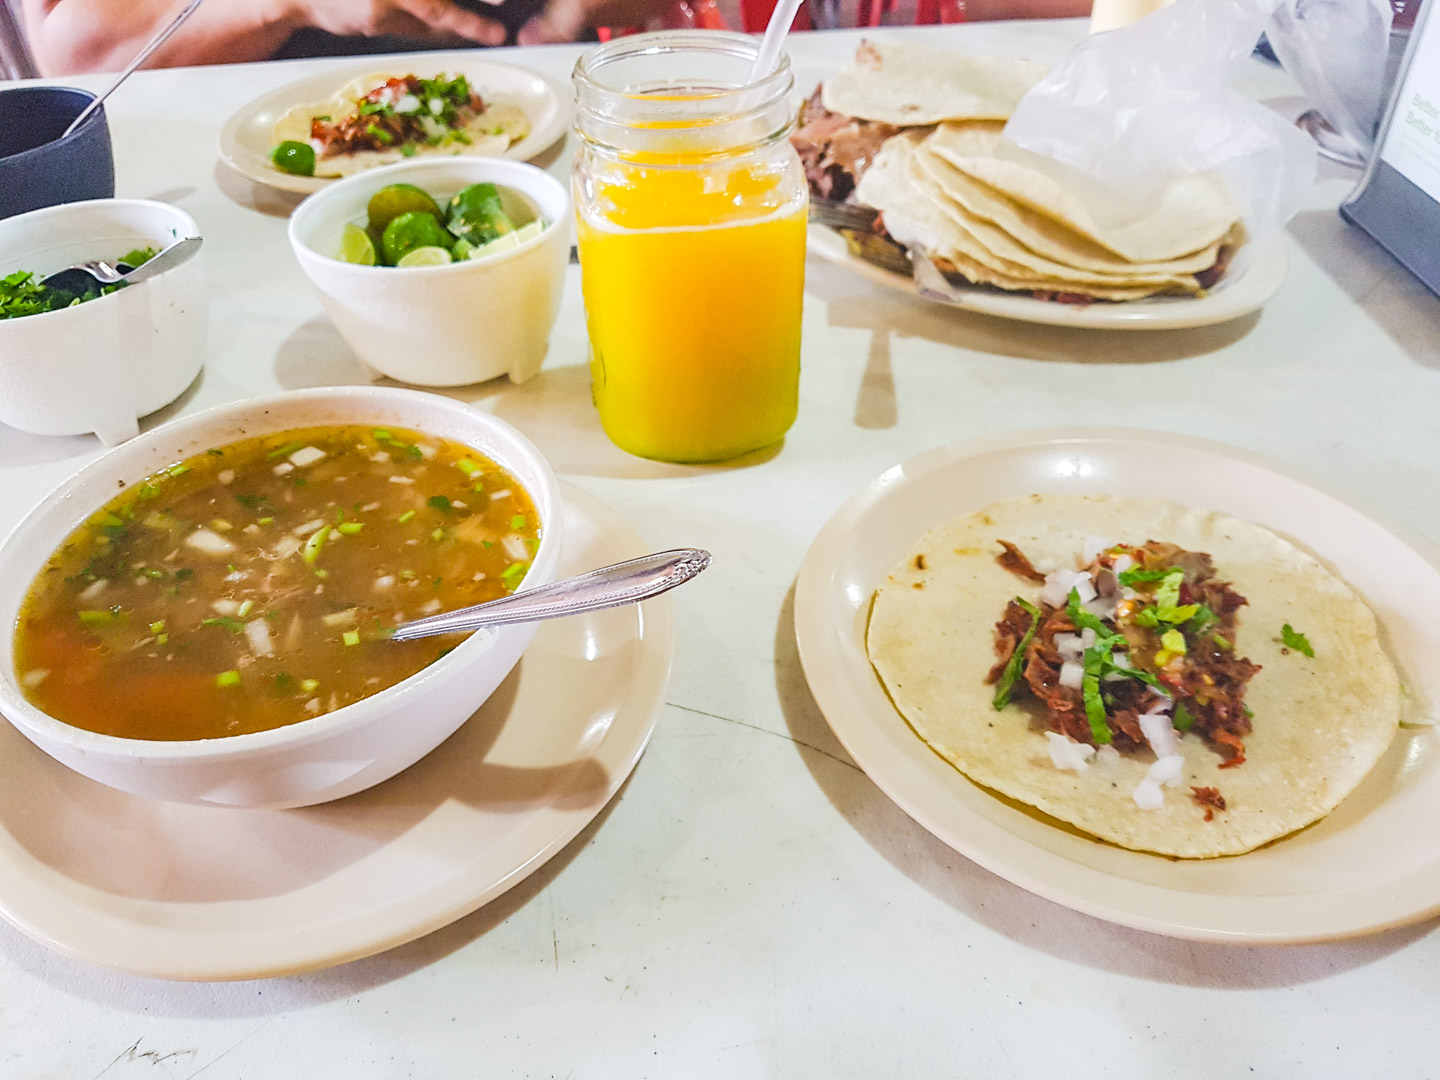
[13,425,540,741]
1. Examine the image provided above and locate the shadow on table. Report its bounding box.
[274,315,376,389]
[214,160,307,219]
[771,583,1429,988]
[806,259,1262,370]
[0,368,206,469]
[0,422,97,469]
[1285,207,1440,371]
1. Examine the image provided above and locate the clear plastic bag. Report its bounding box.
[1002,0,1317,244]
[1265,0,1395,155]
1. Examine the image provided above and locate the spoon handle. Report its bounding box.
[123,236,203,285]
[63,0,206,139]
[391,548,711,642]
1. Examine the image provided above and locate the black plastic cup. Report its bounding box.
[0,86,115,221]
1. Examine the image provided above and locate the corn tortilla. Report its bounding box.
[822,40,1050,126]
[856,137,1182,300]
[927,122,1237,263]
[866,495,1401,858]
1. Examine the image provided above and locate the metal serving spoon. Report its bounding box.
[41,235,202,295]
[391,548,711,643]
[61,0,207,139]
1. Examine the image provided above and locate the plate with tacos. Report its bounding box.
[793,428,1440,942]
[795,41,1287,329]
[219,57,571,195]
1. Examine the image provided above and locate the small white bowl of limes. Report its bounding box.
[288,157,570,387]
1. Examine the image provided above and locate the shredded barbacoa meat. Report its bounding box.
[791,89,898,204]
[311,76,486,158]
[985,539,1260,766]
[1191,786,1227,821]
[996,539,1046,583]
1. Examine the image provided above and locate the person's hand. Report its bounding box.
[287,0,507,46]
[516,0,673,43]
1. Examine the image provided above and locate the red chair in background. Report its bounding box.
[598,0,962,45]
[740,0,964,32]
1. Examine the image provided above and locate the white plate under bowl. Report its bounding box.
[219,56,572,195]
[807,225,1288,331]
[0,484,670,980]
[793,428,1440,944]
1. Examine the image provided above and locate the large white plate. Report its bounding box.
[807,225,1288,331]
[0,484,671,980]
[793,428,1440,944]
[219,56,572,195]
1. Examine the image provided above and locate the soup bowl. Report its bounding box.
[0,386,562,808]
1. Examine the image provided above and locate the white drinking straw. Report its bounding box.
[748,0,807,82]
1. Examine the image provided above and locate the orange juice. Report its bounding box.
[572,31,808,463]
[577,163,806,462]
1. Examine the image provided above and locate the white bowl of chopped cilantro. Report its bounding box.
[288,157,569,387]
[0,198,206,445]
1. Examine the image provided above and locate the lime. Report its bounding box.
[468,232,521,259]
[380,211,453,265]
[339,223,377,265]
[447,182,515,243]
[396,245,454,268]
[466,220,546,261]
[271,141,316,176]
[451,237,476,261]
[367,184,443,235]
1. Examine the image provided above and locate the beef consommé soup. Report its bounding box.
[13,425,541,741]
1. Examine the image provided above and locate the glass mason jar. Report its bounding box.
[572,31,807,464]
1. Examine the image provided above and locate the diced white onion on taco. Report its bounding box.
[1058,660,1084,689]
[1045,731,1095,772]
[1139,712,1179,758]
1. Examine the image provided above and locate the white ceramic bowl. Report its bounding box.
[289,158,571,387]
[0,198,206,445]
[0,386,563,809]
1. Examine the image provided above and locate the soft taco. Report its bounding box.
[866,494,1401,858]
[271,73,530,180]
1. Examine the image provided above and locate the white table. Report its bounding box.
[4,21,1440,1079]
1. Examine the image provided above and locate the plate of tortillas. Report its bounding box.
[793,428,1440,943]
[794,41,1288,330]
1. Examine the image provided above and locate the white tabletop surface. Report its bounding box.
[4,20,1440,1079]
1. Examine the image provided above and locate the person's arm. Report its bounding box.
[22,0,300,74]
[961,0,1092,19]
[22,0,505,75]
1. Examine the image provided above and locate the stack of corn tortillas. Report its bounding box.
[828,41,1244,301]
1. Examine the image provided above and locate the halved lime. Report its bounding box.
[339,223,377,265]
[466,220,547,261]
[380,211,453,265]
[469,232,521,259]
[367,184,443,235]
[396,245,454,268]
